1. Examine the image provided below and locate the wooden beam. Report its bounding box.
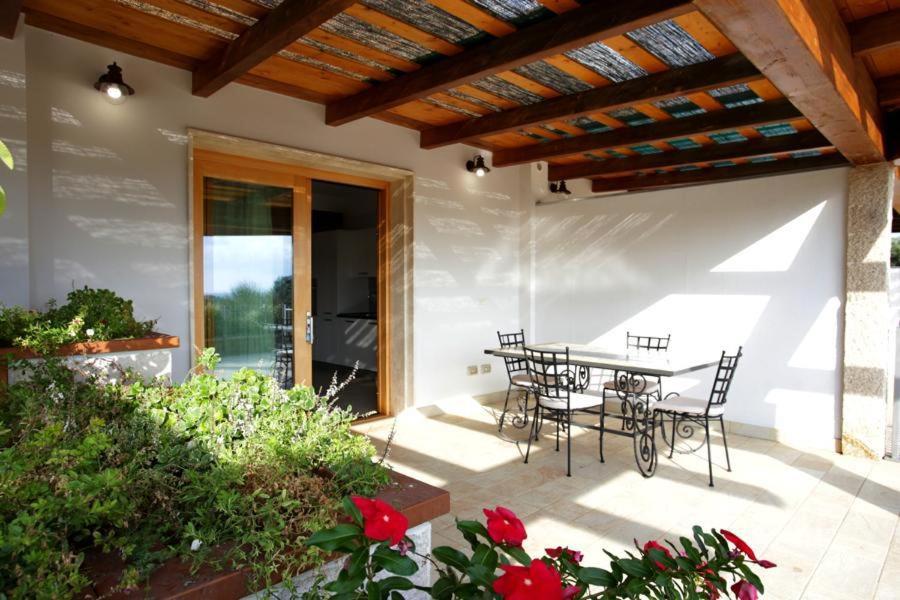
[849,8,900,57]
[590,153,848,193]
[421,53,761,149]
[493,98,802,167]
[552,129,832,180]
[325,0,694,126]
[879,75,900,109]
[0,0,22,39]
[192,0,355,97]
[694,0,883,164]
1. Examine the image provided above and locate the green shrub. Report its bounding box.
[0,349,389,598]
[0,286,156,354]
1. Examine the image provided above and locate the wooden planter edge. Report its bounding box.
[0,332,180,360]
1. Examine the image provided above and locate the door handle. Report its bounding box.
[306,311,314,344]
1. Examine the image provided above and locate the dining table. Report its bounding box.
[484,342,721,478]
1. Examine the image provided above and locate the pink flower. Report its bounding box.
[720,530,776,569]
[731,580,759,600]
[546,546,584,564]
[562,584,582,599]
[642,540,672,570]
[483,506,527,547]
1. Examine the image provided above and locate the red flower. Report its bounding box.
[731,580,759,600]
[351,496,408,546]
[720,530,776,569]
[546,546,584,564]
[562,585,582,600]
[642,540,672,570]
[493,560,564,600]
[483,506,527,547]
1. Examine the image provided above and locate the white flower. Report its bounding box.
[190,539,203,551]
[85,328,95,337]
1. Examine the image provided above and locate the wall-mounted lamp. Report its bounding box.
[94,62,134,105]
[466,155,490,177]
[549,180,571,195]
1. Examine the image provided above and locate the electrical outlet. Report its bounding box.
[480,364,491,374]
[467,365,478,375]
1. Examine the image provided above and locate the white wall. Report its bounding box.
[524,168,848,448]
[0,26,526,406]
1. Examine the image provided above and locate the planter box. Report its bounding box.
[84,472,450,599]
[1,333,179,385]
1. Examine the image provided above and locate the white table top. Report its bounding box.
[484,343,721,377]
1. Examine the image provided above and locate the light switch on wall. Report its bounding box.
[480,364,491,374]
[467,365,478,375]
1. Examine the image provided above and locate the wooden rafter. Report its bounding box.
[325,0,694,126]
[192,0,355,97]
[590,153,847,193]
[0,0,22,39]
[421,53,761,149]
[694,0,884,164]
[879,75,900,109]
[849,8,900,57]
[550,129,832,180]
[492,98,802,167]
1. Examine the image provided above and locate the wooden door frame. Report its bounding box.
[191,148,392,416]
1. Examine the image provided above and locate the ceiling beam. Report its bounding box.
[590,153,847,193]
[325,0,694,126]
[493,98,802,167]
[551,129,832,180]
[192,0,355,97]
[849,8,900,57]
[694,0,883,165]
[421,53,760,149]
[0,0,22,39]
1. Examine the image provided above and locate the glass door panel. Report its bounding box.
[202,176,297,387]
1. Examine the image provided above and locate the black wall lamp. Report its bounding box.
[95,62,134,104]
[550,180,571,195]
[466,155,490,177]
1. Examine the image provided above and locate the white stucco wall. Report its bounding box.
[0,26,525,405]
[523,168,848,448]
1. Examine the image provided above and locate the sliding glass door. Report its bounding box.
[193,156,312,387]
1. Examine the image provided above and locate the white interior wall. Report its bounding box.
[0,27,526,406]
[524,168,848,448]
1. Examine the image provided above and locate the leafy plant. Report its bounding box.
[305,501,776,599]
[0,139,12,216]
[0,286,156,354]
[0,351,389,598]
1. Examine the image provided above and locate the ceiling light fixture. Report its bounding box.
[466,155,490,177]
[549,180,571,195]
[94,62,134,105]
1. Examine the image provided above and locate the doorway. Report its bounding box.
[192,150,389,418]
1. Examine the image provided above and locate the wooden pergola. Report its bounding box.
[3,0,897,194]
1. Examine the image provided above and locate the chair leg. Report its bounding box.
[499,382,513,432]
[705,419,714,487]
[566,410,572,477]
[599,404,606,464]
[555,412,560,452]
[719,416,732,472]
[524,401,540,464]
[669,414,677,459]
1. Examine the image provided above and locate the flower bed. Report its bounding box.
[0,350,393,598]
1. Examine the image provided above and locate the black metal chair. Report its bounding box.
[653,347,743,487]
[601,332,670,430]
[522,345,604,477]
[496,329,534,432]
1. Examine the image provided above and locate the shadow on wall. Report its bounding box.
[530,170,847,448]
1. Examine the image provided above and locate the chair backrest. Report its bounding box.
[522,345,571,403]
[627,331,671,351]
[707,347,743,413]
[497,329,526,377]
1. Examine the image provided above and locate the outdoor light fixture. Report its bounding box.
[466,155,490,177]
[94,62,134,105]
[550,180,571,195]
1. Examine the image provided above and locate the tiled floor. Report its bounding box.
[354,399,900,600]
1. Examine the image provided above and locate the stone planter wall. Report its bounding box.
[1,333,179,385]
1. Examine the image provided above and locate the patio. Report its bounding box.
[356,400,900,600]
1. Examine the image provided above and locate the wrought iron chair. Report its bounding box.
[496,329,534,432]
[601,332,670,430]
[523,345,604,477]
[653,348,743,487]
